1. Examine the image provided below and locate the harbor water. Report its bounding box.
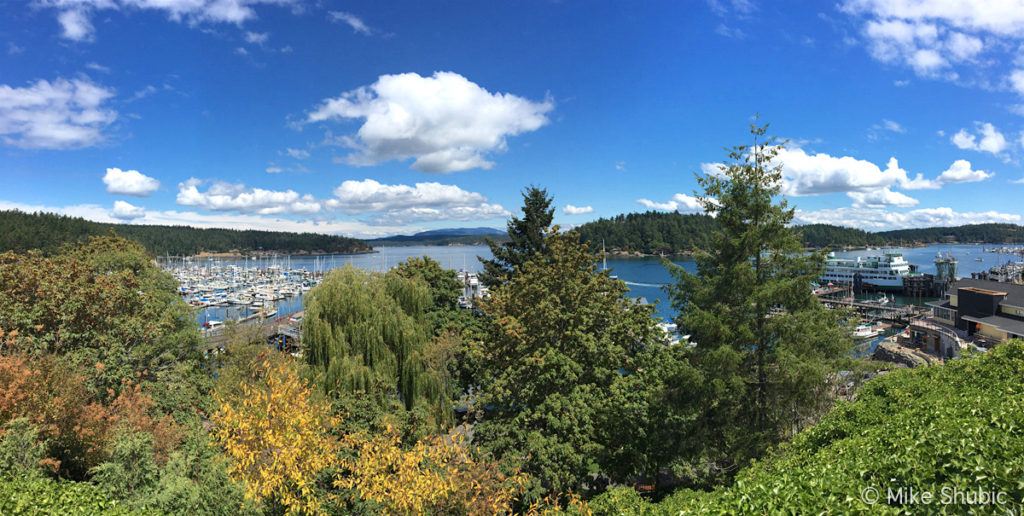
[177,243,1021,325]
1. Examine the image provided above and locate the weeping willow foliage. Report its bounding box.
[303,266,449,423]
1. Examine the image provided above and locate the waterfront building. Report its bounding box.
[927,279,1024,344]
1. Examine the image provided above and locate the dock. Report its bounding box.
[815,285,929,323]
[199,311,303,354]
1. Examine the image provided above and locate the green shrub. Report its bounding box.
[599,341,1024,514]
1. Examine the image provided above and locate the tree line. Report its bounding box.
[577,211,1024,253]
[0,210,371,256]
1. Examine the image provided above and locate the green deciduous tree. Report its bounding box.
[303,265,451,432]
[479,186,555,287]
[666,124,851,481]
[475,229,664,498]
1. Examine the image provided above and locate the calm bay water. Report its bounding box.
[192,243,1021,324]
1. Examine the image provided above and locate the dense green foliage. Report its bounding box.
[592,341,1024,514]
[302,265,453,434]
[577,211,716,255]
[0,236,248,513]
[667,126,851,485]
[578,212,1024,254]
[476,228,680,499]
[479,186,555,287]
[0,209,370,255]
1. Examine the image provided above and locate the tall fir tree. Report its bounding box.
[478,186,555,287]
[666,124,851,480]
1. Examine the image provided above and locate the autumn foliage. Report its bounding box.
[0,353,181,478]
[339,427,526,515]
[212,357,337,514]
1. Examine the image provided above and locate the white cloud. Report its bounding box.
[329,11,372,35]
[881,119,905,133]
[950,122,1008,154]
[37,0,295,42]
[305,71,553,173]
[265,165,283,174]
[847,188,919,208]
[936,159,993,183]
[176,178,321,215]
[285,147,309,160]
[0,200,408,239]
[57,8,93,41]
[842,1,1024,36]
[773,147,939,197]
[842,1,1024,94]
[244,31,268,44]
[0,77,117,149]
[85,62,110,73]
[330,178,509,224]
[110,200,145,220]
[563,204,593,215]
[637,193,704,213]
[614,161,626,171]
[103,167,160,196]
[1010,69,1024,95]
[795,205,1022,231]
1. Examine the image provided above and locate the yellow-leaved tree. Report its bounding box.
[213,357,336,514]
[338,426,525,515]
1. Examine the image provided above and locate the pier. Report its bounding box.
[199,311,303,354]
[814,285,929,323]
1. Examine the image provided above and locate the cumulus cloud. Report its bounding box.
[37,0,294,42]
[329,178,509,224]
[103,167,160,196]
[847,188,919,208]
[305,71,553,173]
[563,204,593,215]
[176,178,321,215]
[795,205,1022,231]
[0,77,117,149]
[937,159,993,183]
[950,122,1008,155]
[638,193,705,213]
[329,11,372,35]
[773,147,939,198]
[110,200,145,220]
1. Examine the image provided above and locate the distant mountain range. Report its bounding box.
[368,227,507,246]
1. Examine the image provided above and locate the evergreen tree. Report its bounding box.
[666,124,851,481]
[475,229,664,499]
[479,186,555,287]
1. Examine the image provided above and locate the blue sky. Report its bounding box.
[3,0,1024,237]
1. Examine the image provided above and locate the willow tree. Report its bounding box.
[666,124,851,479]
[302,266,449,427]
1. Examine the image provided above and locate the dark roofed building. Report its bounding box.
[928,279,1024,344]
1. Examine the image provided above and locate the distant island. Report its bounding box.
[367,227,509,247]
[0,210,371,256]
[576,211,1024,255]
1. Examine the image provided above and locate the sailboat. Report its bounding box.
[602,240,619,280]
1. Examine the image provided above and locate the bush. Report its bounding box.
[598,341,1024,514]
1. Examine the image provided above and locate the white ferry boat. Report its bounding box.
[821,251,911,291]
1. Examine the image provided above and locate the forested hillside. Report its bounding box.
[576,211,716,254]
[0,210,371,255]
[577,212,1024,253]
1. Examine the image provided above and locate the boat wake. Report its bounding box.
[623,281,667,288]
